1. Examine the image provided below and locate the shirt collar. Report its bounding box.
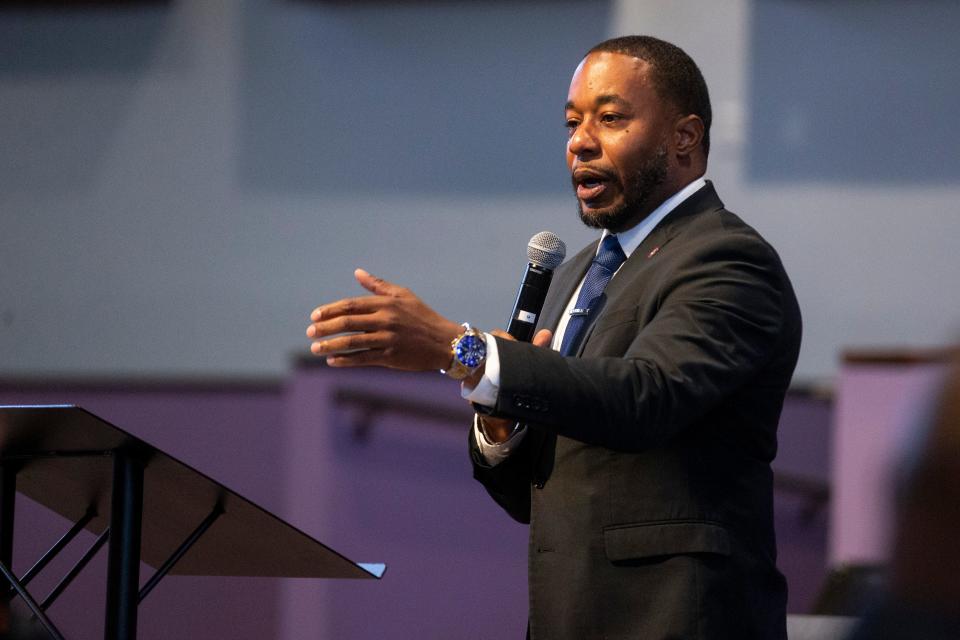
[599,176,707,258]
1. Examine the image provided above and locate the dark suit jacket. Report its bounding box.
[470,183,801,640]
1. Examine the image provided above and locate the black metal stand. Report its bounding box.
[41,528,110,612]
[0,447,206,640]
[0,558,66,640]
[1,463,17,636]
[0,461,68,640]
[0,465,15,571]
[0,448,149,640]
[104,449,144,640]
[139,503,223,603]
[0,404,384,639]
[19,509,95,592]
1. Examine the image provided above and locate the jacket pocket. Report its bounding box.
[603,521,732,561]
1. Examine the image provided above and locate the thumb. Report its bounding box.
[533,329,553,348]
[355,268,404,296]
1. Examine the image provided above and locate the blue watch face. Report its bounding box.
[455,334,486,368]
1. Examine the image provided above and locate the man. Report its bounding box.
[307,36,800,639]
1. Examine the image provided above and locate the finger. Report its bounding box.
[490,329,515,342]
[479,415,515,431]
[310,331,388,356]
[311,295,384,323]
[324,348,390,368]
[307,312,384,339]
[355,268,408,297]
[533,329,553,348]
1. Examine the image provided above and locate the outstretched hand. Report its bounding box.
[307,269,462,371]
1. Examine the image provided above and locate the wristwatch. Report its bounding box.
[441,323,487,380]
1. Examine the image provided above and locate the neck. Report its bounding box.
[613,171,705,233]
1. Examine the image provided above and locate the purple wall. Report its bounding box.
[773,390,832,613]
[278,365,527,639]
[830,362,946,566]
[0,367,832,638]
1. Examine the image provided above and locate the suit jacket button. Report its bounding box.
[534,481,544,489]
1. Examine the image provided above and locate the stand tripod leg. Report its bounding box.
[104,450,144,640]
[0,464,15,635]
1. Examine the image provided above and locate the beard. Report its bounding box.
[577,145,669,232]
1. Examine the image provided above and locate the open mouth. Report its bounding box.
[577,180,607,202]
[573,168,614,203]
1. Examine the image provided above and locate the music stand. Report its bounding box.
[0,405,384,640]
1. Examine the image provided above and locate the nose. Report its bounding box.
[567,120,600,159]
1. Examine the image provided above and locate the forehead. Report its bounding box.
[567,51,656,107]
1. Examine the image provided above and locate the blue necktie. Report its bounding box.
[560,234,627,356]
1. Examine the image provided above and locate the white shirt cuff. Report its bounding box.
[472,415,527,467]
[460,334,527,466]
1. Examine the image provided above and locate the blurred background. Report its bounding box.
[1,0,958,638]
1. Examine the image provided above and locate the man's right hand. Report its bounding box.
[476,328,553,443]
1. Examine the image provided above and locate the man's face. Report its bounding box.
[565,52,675,232]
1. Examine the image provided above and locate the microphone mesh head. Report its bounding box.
[527,231,566,269]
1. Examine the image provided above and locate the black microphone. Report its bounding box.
[506,231,567,342]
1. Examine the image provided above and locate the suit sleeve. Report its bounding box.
[490,228,797,452]
[469,424,535,524]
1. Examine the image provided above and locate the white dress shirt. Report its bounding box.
[466,177,708,465]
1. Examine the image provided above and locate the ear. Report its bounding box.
[674,114,705,158]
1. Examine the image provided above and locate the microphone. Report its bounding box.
[506,231,566,342]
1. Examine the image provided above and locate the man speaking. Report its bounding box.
[307,36,801,640]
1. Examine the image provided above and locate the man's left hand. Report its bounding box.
[306,268,462,371]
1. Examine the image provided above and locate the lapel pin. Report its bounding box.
[647,246,660,259]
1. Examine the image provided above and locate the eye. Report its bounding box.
[600,113,622,124]
[565,118,580,131]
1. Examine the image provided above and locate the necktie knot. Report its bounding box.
[595,234,627,274]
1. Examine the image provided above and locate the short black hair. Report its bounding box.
[587,36,712,156]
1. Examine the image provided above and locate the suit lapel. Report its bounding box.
[573,182,726,355]
[530,182,725,483]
